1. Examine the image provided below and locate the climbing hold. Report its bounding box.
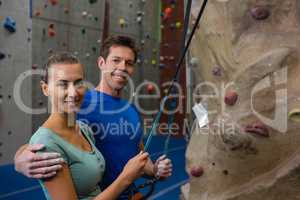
[160,56,165,61]
[48,23,54,29]
[44,3,48,8]
[147,84,155,93]
[145,34,150,39]
[244,122,269,137]
[141,0,146,3]
[119,18,126,27]
[160,25,164,29]
[169,56,175,61]
[224,90,238,106]
[137,11,143,16]
[97,39,101,43]
[48,28,56,37]
[169,23,176,29]
[140,40,145,45]
[190,57,199,67]
[92,46,97,52]
[136,59,141,64]
[163,7,173,20]
[190,166,204,177]
[170,0,177,4]
[94,17,98,22]
[151,59,157,65]
[288,109,300,123]
[136,16,142,23]
[89,0,98,4]
[3,17,16,33]
[250,6,270,20]
[86,53,90,58]
[223,170,229,175]
[34,10,41,16]
[0,52,6,60]
[159,63,166,69]
[49,0,58,6]
[81,28,86,35]
[212,66,222,76]
[129,1,133,8]
[175,21,181,29]
[152,48,157,53]
[64,7,69,14]
[82,11,88,18]
[48,48,53,54]
[62,42,67,47]
[32,64,38,70]
[74,51,79,56]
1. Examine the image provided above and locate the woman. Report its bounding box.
[29,52,148,200]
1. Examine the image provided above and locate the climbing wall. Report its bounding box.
[107,0,161,114]
[31,0,105,132]
[0,0,32,165]
[182,0,300,200]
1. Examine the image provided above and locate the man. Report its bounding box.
[14,35,172,199]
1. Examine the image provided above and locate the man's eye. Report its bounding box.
[126,61,134,66]
[75,80,84,87]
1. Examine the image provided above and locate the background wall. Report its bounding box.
[0,0,161,166]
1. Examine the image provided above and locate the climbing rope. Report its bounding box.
[133,0,208,199]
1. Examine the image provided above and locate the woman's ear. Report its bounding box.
[97,56,105,70]
[40,80,49,96]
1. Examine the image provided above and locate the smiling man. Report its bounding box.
[14,35,172,200]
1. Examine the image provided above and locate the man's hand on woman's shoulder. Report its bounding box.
[14,144,64,179]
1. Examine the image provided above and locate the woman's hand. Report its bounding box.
[119,152,149,185]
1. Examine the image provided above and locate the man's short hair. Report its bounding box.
[42,52,80,83]
[100,35,139,62]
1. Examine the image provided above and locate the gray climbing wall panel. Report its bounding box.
[0,0,32,165]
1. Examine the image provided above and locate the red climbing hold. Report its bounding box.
[163,7,173,20]
[244,122,269,137]
[48,28,56,37]
[49,0,58,6]
[224,90,238,106]
[34,10,41,16]
[190,166,204,177]
[147,84,155,93]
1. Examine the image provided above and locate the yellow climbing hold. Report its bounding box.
[288,108,300,123]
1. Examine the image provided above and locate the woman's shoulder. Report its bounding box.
[29,127,57,145]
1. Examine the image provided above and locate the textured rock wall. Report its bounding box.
[184,0,300,199]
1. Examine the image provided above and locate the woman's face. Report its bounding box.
[41,63,86,114]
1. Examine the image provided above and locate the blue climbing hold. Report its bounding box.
[3,17,16,33]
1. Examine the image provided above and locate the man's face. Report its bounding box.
[99,45,135,91]
[42,63,86,114]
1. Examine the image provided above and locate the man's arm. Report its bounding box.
[14,144,64,179]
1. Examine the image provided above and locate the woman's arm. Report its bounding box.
[43,163,78,200]
[94,152,149,200]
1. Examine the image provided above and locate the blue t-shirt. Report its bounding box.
[77,89,143,199]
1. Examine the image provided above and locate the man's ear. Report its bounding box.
[97,56,105,70]
[40,80,49,96]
